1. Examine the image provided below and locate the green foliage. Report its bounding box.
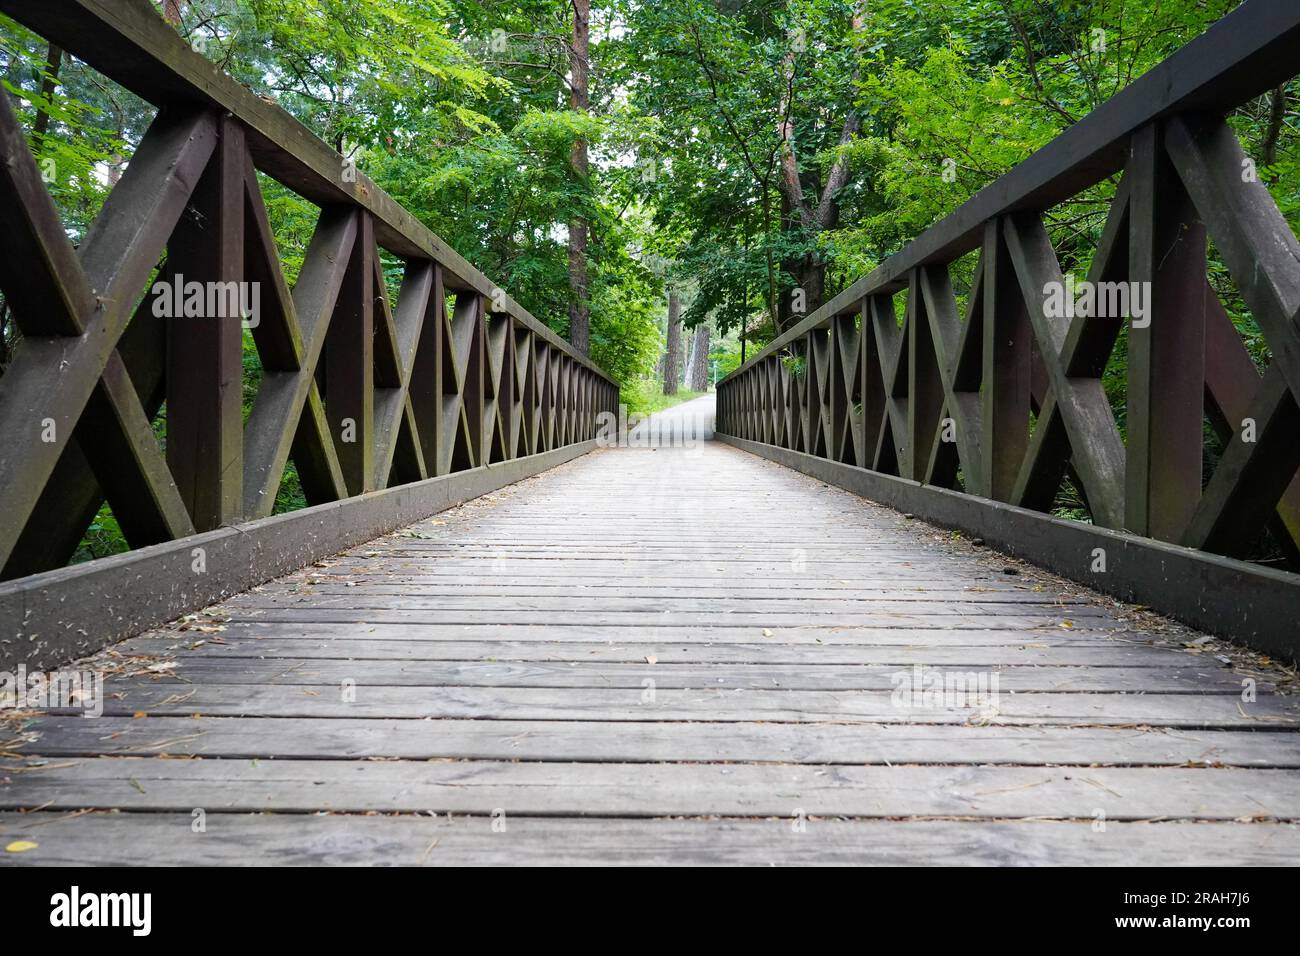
[591,263,663,395]
[710,340,744,382]
[229,0,503,150]
[0,20,142,239]
[604,0,1282,355]
[71,505,128,564]
[624,383,706,418]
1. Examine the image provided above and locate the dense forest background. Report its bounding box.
[1,0,1296,555]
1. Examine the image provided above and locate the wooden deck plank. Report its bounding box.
[255,585,1093,605]
[232,593,1102,611]
[35,681,1300,726]
[12,716,1300,766]
[113,634,1212,666]
[4,757,1299,819]
[138,620,1157,645]
[2,813,1295,866]
[104,658,1257,692]
[217,609,1126,629]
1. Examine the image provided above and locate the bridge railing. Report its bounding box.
[0,0,616,666]
[716,0,1300,659]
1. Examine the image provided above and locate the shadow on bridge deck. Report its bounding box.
[3,430,1299,865]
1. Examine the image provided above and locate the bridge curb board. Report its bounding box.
[0,441,595,672]
[718,434,1300,663]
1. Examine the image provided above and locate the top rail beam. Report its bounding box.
[0,0,611,382]
[722,0,1300,383]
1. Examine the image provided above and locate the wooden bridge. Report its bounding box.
[2,1,1300,866]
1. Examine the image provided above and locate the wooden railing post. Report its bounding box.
[982,219,1033,502]
[1126,122,1208,541]
[166,113,245,530]
[908,267,946,483]
[323,210,375,495]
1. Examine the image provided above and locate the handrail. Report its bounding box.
[0,0,617,581]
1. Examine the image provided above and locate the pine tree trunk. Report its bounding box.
[690,324,710,391]
[683,327,697,389]
[567,0,591,355]
[663,291,681,395]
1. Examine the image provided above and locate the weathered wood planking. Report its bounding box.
[5,435,1299,866]
[114,635,1209,666]
[2,814,1296,867]
[45,681,1299,726]
[15,716,1300,767]
[217,606,1129,629]
[108,659,1256,693]
[5,758,1300,820]
[135,620,1158,645]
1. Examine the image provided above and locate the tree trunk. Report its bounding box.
[683,327,697,389]
[1264,84,1287,168]
[664,291,682,395]
[690,324,710,391]
[772,7,865,325]
[567,0,591,355]
[797,254,825,320]
[31,43,62,155]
